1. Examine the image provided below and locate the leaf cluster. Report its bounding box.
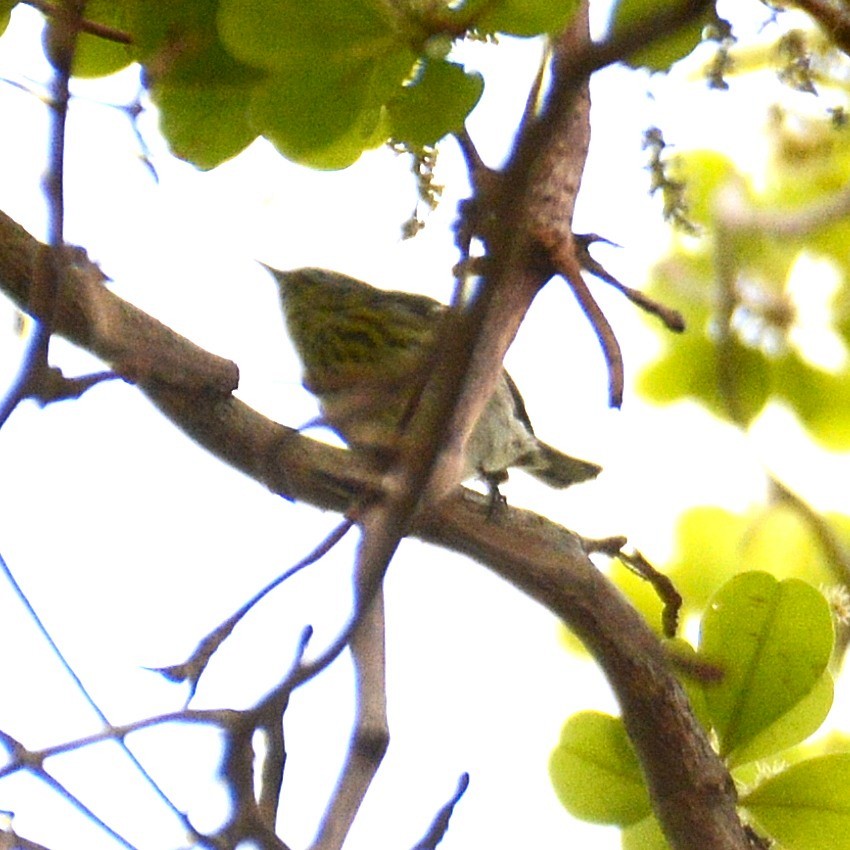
[551,571,846,850]
[1,0,579,169]
[0,0,724,171]
[640,112,850,446]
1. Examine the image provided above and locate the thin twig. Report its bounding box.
[0,708,238,775]
[715,177,850,239]
[769,477,850,657]
[562,261,625,407]
[576,234,686,332]
[32,771,141,850]
[255,628,314,829]
[712,205,750,426]
[0,2,78,426]
[518,39,552,129]
[0,731,140,850]
[410,773,470,850]
[22,0,133,43]
[617,548,683,639]
[0,549,185,822]
[151,519,353,699]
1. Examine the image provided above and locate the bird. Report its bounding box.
[268,265,601,498]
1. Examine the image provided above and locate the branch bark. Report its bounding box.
[0,209,752,849]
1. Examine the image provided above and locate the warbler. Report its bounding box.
[269,266,601,494]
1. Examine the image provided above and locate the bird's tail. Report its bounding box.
[526,442,601,489]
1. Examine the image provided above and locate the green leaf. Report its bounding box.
[388,60,483,147]
[640,129,850,442]
[662,505,839,627]
[665,507,751,616]
[218,0,416,168]
[145,47,263,168]
[549,711,651,825]
[667,150,740,231]
[473,0,580,38]
[699,572,833,761]
[152,78,258,170]
[622,814,669,850]
[742,504,837,587]
[71,0,134,78]
[130,0,215,62]
[130,0,265,168]
[252,59,376,157]
[610,0,709,72]
[728,671,833,767]
[776,355,850,451]
[789,731,850,764]
[252,49,414,170]
[0,0,19,38]
[743,753,850,850]
[639,327,771,426]
[218,0,395,69]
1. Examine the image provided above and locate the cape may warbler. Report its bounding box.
[270,266,600,493]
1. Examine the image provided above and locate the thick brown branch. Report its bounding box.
[792,0,850,56]
[426,497,747,849]
[0,211,239,396]
[425,6,595,497]
[0,197,749,849]
[483,1,712,408]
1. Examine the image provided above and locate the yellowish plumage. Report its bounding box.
[270,266,600,491]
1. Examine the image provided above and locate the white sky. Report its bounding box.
[0,2,849,850]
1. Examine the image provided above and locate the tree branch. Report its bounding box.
[0,210,751,849]
[310,590,388,850]
[791,0,850,56]
[0,211,239,395]
[22,0,133,44]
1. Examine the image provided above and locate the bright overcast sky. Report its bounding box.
[1,2,849,849]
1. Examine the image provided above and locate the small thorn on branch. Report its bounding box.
[26,366,123,406]
[576,233,686,332]
[454,127,490,188]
